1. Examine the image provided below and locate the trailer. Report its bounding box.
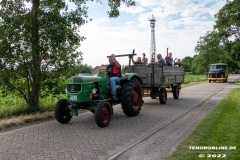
[124,64,184,104]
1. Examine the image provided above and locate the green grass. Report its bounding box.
[236,79,240,85]
[184,75,207,84]
[0,93,65,119]
[165,88,240,160]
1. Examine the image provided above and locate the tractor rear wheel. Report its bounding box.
[55,99,72,124]
[95,100,112,128]
[172,85,180,99]
[121,81,142,116]
[159,88,167,104]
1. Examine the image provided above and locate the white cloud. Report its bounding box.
[136,0,161,7]
[95,18,110,24]
[79,0,227,67]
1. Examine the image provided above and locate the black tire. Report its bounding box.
[172,85,180,99]
[131,77,144,100]
[159,88,167,104]
[90,110,95,113]
[55,99,72,124]
[95,100,112,128]
[131,78,141,85]
[209,80,211,83]
[150,89,157,99]
[121,81,142,116]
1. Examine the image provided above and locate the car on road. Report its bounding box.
[208,63,228,83]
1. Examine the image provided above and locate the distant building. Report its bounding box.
[91,66,106,75]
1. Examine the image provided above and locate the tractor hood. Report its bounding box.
[67,74,107,84]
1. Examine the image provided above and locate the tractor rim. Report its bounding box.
[62,108,69,119]
[132,86,141,110]
[101,105,110,123]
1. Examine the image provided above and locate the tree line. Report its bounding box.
[181,0,240,75]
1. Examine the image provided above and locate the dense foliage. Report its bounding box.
[0,0,135,109]
[183,0,240,74]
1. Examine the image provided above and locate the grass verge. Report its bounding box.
[0,111,54,132]
[183,75,207,84]
[165,88,240,160]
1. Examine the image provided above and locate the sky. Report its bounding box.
[78,0,227,67]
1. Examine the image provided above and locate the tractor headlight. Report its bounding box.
[92,88,97,94]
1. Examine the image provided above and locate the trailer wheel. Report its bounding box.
[172,85,180,99]
[95,100,112,128]
[159,88,167,104]
[55,99,72,124]
[121,81,142,116]
[150,89,157,99]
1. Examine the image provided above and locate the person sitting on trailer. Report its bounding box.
[168,52,173,65]
[105,54,121,100]
[165,56,172,66]
[157,54,166,65]
[148,54,166,66]
[132,57,142,65]
[142,57,148,65]
[174,58,182,67]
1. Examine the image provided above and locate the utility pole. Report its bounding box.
[149,15,156,62]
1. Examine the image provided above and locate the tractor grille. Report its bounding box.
[67,84,82,93]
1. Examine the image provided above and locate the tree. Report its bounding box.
[0,0,135,109]
[215,0,240,42]
[181,56,193,73]
[193,30,229,74]
[214,0,240,72]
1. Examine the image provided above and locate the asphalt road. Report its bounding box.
[0,75,239,160]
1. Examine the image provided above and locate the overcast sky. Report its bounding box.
[79,0,227,67]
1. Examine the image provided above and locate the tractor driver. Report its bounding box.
[105,54,121,100]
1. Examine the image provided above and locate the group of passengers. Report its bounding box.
[132,52,182,67]
[149,53,182,67]
[132,53,148,65]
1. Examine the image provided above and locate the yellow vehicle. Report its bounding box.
[208,63,228,83]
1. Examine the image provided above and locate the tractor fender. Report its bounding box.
[121,73,143,84]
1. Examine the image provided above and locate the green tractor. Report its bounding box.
[55,53,143,128]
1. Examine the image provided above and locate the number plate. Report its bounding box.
[70,95,77,101]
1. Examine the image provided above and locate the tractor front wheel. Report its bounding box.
[55,99,72,124]
[95,100,112,128]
